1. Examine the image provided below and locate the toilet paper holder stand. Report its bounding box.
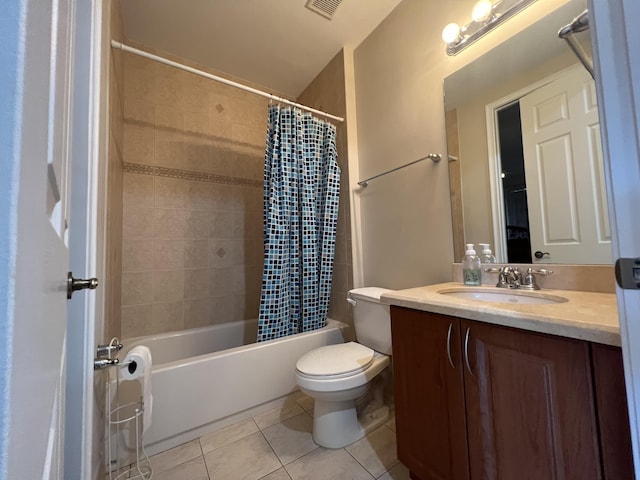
[105,338,152,480]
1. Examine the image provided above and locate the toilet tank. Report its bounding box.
[348,287,393,355]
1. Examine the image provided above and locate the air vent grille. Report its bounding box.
[305,0,343,20]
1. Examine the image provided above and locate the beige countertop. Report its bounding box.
[381,282,621,346]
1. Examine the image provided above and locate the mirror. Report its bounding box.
[444,0,611,265]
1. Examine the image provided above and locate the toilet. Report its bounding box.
[295,287,393,448]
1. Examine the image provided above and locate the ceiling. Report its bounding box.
[120,0,404,98]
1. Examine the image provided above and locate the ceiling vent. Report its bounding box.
[305,0,344,20]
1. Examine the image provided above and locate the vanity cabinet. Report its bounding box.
[392,307,469,480]
[391,306,633,480]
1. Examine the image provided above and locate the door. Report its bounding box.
[462,321,601,480]
[2,0,73,478]
[520,64,611,264]
[391,307,469,480]
[590,0,640,472]
[1,0,103,478]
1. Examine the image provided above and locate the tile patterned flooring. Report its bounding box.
[115,392,410,480]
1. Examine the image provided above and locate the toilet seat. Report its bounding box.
[296,342,374,379]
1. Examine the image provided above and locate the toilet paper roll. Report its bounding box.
[120,345,153,432]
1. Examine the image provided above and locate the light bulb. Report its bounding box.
[441,23,461,44]
[472,0,493,22]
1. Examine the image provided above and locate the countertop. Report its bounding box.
[381,282,621,346]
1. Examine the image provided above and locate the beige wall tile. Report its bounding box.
[184,268,210,299]
[154,177,185,208]
[124,173,154,208]
[183,84,209,117]
[153,270,184,303]
[155,63,184,107]
[153,239,185,270]
[151,301,183,333]
[184,211,210,238]
[209,239,236,268]
[122,239,154,273]
[154,105,184,169]
[122,271,154,306]
[123,207,154,239]
[211,296,235,323]
[183,298,213,328]
[184,181,212,211]
[121,304,153,339]
[184,240,210,269]
[210,267,235,297]
[153,208,186,238]
[210,211,234,239]
[123,54,155,103]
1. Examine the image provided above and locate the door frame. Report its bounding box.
[65,0,108,478]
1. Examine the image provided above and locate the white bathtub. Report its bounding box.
[116,318,351,456]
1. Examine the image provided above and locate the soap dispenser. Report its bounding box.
[462,243,482,286]
[479,243,497,264]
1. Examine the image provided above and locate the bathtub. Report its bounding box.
[115,318,351,456]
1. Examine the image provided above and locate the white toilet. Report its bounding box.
[295,287,393,448]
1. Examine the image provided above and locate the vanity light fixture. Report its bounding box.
[442,0,537,56]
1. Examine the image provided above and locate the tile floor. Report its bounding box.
[114,392,410,480]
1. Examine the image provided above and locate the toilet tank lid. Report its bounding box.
[348,287,393,301]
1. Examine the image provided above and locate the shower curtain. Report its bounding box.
[257,105,340,342]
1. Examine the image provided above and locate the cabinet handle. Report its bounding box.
[446,323,455,368]
[464,327,473,375]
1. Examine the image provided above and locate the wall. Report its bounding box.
[352,0,569,289]
[297,50,354,325]
[105,0,125,340]
[120,48,267,338]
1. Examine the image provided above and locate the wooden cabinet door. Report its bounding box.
[591,344,635,480]
[391,307,469,480]
[462,320,601,480]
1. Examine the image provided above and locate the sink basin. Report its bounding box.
[437,288,568,305]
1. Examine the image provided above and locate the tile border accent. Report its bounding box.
[123,162,263,188]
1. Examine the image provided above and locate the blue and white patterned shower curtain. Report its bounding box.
[257,105,341,342]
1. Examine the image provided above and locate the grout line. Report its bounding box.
[196,438,213,480]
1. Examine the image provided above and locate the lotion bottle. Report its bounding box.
[462,243,482,286]
[479,243,497,264]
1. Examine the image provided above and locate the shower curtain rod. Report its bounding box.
[110,40,345,123]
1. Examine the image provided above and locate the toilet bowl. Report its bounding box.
[295,287,393,448]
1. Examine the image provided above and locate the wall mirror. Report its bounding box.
[444,0,611,265]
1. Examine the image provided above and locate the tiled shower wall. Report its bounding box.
[121,49,266,338]
[119,46,353,339]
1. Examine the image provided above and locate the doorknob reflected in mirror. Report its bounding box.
[534,251,550,259]
[67,272,99,299]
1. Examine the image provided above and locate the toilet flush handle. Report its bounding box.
[346,298,357,306]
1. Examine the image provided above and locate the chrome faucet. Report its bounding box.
[486,266,553,290]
